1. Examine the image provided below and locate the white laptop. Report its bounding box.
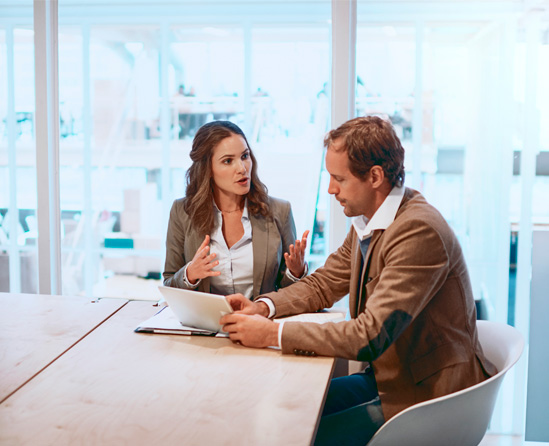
[157,285,233,333]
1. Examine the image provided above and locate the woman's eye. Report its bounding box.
[223,159,232,164]
[242,153,249,160]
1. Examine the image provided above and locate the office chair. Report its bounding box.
[364,320,524,446]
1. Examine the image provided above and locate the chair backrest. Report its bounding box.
[366,320,524,446]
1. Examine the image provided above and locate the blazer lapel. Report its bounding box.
[250,214,268,298]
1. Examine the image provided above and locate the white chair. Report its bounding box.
[365,320,524,446]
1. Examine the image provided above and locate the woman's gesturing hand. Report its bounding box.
[284,230,310,279]
[186,235,221,284]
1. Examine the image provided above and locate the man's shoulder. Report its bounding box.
[394,188,453,235]
[399,188,444,218]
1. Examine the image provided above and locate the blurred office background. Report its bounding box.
[0,0,548,442]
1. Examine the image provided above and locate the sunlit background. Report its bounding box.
[1,1,548,442]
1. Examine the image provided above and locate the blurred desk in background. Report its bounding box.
[92,274,162,301]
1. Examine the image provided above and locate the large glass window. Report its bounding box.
[356,2,549,436]
[354,16,549,322]
[0,23,38,294]
[52,5,330,298]
[250,25,330,268]
[59,24,165,298]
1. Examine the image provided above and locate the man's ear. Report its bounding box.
[369,165,385,188]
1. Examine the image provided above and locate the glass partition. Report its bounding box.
[357,2,549,436]
[0,23,38,294]
[52,4,330,298]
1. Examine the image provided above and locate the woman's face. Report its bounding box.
[210,134,253,200]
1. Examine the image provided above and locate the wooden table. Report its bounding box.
[0,300,335,445]
[0,292,127,403]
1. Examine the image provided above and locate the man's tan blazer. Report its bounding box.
[163,196,298,298]
[262,188,497,421]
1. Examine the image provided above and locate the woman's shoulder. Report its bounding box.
[265,196,291,215]
[170,198,192,223]
[171,197,187,212]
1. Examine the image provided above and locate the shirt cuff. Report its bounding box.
[277,321,285,349]
[285,262,308,282]
[255,297,276,319]
[182,262,201,288]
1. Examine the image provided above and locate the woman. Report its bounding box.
[163,120,308,299]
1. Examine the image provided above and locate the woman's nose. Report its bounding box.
[236,160,246,173]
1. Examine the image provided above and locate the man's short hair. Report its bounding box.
[324,116,405,188]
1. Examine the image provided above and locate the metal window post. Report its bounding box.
[34,0,62,295]
[6,25,21,293]
[329,0,356,253]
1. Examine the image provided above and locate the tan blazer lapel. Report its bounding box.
[250,214,268,298]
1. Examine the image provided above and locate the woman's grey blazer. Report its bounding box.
[163,196,300,299]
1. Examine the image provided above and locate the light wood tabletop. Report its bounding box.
[0,300,335,446]
[0,292,127,403]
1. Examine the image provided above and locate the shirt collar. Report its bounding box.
[352,185,405,241]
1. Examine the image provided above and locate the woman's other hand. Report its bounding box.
[284,230,309,278]
[186,235,221,284]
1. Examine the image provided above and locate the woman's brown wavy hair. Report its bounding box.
[183,121,271,236]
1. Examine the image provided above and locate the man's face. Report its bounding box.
[325,140,375,218]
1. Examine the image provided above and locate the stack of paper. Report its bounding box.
[135,306,347,338]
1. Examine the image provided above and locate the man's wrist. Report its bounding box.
[256,301,270,318]
[255,298,275,318]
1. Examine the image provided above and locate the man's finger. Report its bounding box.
[221,313,244,327]
[225,295,248,311]
[228,332,242,343]
[220,314,234,326]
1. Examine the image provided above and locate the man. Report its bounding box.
[220,116,496,444]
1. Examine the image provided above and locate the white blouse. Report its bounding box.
[182,202,304,300]
[208,204,254,299]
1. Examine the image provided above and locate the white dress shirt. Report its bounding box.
[351,185,405,242]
